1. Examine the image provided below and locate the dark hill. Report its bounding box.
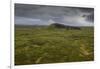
[50,23,81,30]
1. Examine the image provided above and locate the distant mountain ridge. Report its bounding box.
[15,22,93,29]
[50,23,81,30]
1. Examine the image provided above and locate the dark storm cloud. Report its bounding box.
[15,3,94,26]
[86,12,94,22]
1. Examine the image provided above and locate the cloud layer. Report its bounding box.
[15,3,94,26]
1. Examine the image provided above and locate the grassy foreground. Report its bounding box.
[15,26,94,65]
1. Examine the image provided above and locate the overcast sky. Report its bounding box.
[15,3,94,26]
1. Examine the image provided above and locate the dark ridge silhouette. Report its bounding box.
[50,23,81,30]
